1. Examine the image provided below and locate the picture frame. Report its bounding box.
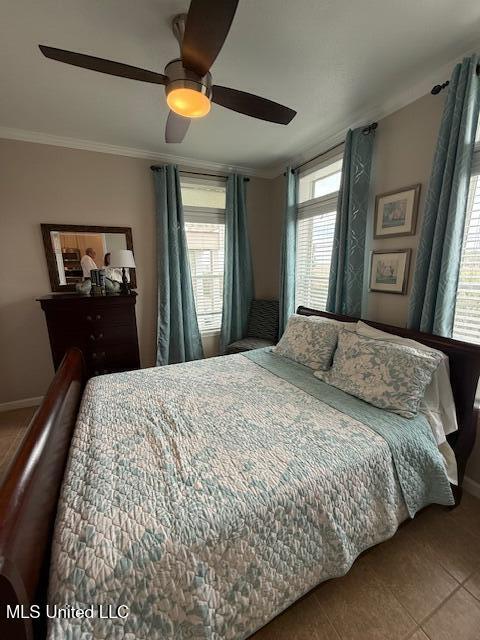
[374,184,421,238]
[369,249,411,295]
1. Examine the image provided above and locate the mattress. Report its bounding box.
[47,349,453,640]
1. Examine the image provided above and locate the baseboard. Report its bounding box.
[463,475,480,499]
[0,396,43,412]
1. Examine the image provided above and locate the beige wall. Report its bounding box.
[366,92,446,325]
[248,174,284,300]
[0,139,157,404]
[0,138,272,403]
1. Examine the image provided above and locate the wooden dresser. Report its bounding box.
[38,293,140,378]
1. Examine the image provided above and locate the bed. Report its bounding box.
[1,308,480,640]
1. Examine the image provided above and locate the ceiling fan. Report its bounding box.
[39,0,297,144]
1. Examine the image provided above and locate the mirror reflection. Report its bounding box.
[52,231,128,285]
[41,224,136,292]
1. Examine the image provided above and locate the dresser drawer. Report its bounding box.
[47,305,134,331]
[82,305,135,328]
[85,346,140,376]
[45,322,134,354]
[38,293,140,377]
[84,322,135,347]
[84,324,139,371]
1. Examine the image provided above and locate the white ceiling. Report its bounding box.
[1,0,480,175]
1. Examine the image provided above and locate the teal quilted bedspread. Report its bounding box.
[47,351,453,640]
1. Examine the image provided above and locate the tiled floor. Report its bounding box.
[1,407,480,639]
[252,494,480,640]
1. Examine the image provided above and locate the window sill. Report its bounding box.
[201,329,221,337]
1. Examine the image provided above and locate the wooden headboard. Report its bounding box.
[0,348,86,640]
[297,306,480,486]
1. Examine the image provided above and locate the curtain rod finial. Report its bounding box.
[431,80,449,95]
[362,122,378,135]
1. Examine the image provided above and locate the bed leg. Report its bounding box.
[450,483,463,508]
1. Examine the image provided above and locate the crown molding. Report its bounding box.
[268,42,480,178]
[0,126,273,179]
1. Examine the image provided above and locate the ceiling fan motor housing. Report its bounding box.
[164,59,212,100]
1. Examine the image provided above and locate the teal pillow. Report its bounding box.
[314,329,442,418]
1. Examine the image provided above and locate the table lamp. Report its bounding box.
[109,249,136,295]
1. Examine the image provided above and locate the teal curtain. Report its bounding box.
[220,174,254,353]
[407,55,480,336]
[326,127,375,316]
[279,167,298,334]
[153,165,204,365]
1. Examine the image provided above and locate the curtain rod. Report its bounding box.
[431,61,480,94]
[285,121,378,175]
[150,167,249,181]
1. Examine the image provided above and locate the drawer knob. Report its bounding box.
[92,352,97,359]
[98,332,104,340]
[89,334,95,342]
[86,315,92,322]
[96,314,102,321]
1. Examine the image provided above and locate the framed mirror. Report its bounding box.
[41,224,136,292]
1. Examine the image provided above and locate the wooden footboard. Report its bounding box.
[0,348,86,640]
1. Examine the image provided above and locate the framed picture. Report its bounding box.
[374,184,421,238]
[369,249,411,295]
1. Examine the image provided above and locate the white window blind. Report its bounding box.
[453,146,480,343]
[295,152,343,310]
[180,176,226,334]
[185,221,225,333]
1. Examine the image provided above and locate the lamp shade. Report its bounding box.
[109,249,136,269]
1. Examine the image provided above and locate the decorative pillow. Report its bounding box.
[314,329,443,418]
[274,314,340,370]
[355,321,457,442]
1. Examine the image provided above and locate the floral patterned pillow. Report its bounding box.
[274,314,341,370]
[314,329,443,418]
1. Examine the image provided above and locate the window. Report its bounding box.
[453,134,480,343]
[298,158,343,204]
[180,176,226,333]
[181,181,226,209]
[295,152,343,310]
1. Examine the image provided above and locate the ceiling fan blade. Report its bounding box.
[181,0,239,77]
[39,45,168,85]
[165,111,191,143]
[211,85,296,125]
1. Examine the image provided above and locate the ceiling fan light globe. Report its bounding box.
[166,87,211,118]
